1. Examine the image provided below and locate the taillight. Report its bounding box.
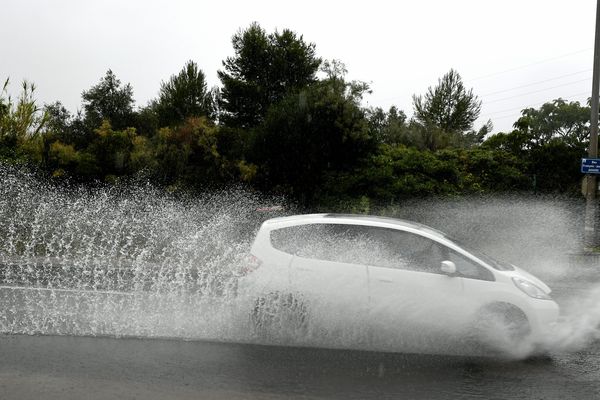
[239,254,262,276]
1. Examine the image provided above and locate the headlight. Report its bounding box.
[512,277,552,300]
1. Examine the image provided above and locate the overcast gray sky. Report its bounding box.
[1,0,596,133]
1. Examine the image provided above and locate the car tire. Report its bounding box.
[468,302,531,355]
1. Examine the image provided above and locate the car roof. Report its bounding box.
[262,213,448,239]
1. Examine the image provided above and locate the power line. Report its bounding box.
[375,56,592,104]
[480,69,592,97]
[482,78,591,105]
[480,90,590,119]
[485,91,589,117]
[370,49,593,110]
[466,48,592,82]
[481,91,590,127]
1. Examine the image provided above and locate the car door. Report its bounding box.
[445,248,498,319]
[365,228,465,352]
[287,224,370,341]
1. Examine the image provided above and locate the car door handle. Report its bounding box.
[297,267,314,272]
[377,278,394,283]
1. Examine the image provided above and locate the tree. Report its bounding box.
[82,70,135,130]
[320,144,530,206]
[86,120,136,178]
[512,98,590,148]
[482,130,531,154]
[44,101,72,136]
[152,117,232,187]
[46,140,100,179]
[250,63,374,201]
[412,69,482,149]
[367,105,411,145]
[0,78,48,141]
[0,78,47,163]
[462,119,493,147]
[218,23,321,128]
[484,98,590,153]
[154,60,214,127]
[483,98,590,193]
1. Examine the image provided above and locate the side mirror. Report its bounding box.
[441,260,456,275]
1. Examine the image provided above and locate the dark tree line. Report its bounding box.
[0,23,592,206]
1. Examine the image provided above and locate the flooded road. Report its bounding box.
[1,256,598,400]
[1,333,599,400]
[1,268,599,400]
[1,167,599,398]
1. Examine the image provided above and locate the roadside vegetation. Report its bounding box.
[0,23,591,208]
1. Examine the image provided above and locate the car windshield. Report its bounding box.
[446,237,515,271]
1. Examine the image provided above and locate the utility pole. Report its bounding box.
[584,0,600,250]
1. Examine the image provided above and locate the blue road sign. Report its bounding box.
[581,158,600,174]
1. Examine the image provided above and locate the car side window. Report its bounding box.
[447,250,495,281]
[270,223,496,280]
[272,224,449,273]
[367,228,495,280]
[365,228,446,274]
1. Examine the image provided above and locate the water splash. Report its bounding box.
[380,195,584,278]
[381,196,600,358]
[0,164,288,339]
[537,286,600,354]
[0,164,598,359]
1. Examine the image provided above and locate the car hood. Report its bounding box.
[507,265,552,294]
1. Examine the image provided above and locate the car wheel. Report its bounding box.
[468,303,531,355]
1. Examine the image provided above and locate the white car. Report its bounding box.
[238,213,559,354]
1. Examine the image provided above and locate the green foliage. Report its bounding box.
[45,140,99,179]
[413,69,481,133]
[483,98,589,193]
[152,117,234,188]
[0,26,591,204]
[324,145,462,201]
[218,22,321,128]
[512,98,590,148]
[134,106,160,138]
[129,135,156,172]
[48,141,82,173]
[412,69,486,150]
[250,67,374,202]
[154,60,214,127]
[367,106,413,146]
[482,129,531,154]
[88,121,137,176]
[45,121,138,180]
[82,70,135,130]
[0,79,48,163]
[441,147,529,192]
[0,79,48,142]
[44,102,72,139]
[320,145,530,205]
[528,140,584,193]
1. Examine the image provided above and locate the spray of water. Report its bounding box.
[537,287,600,353]
[0,164,598,359]
[0,164,291,340]
[381,196,600,358]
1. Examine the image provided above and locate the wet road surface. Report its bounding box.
[1,333,599,399]
[1,261,599,399]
